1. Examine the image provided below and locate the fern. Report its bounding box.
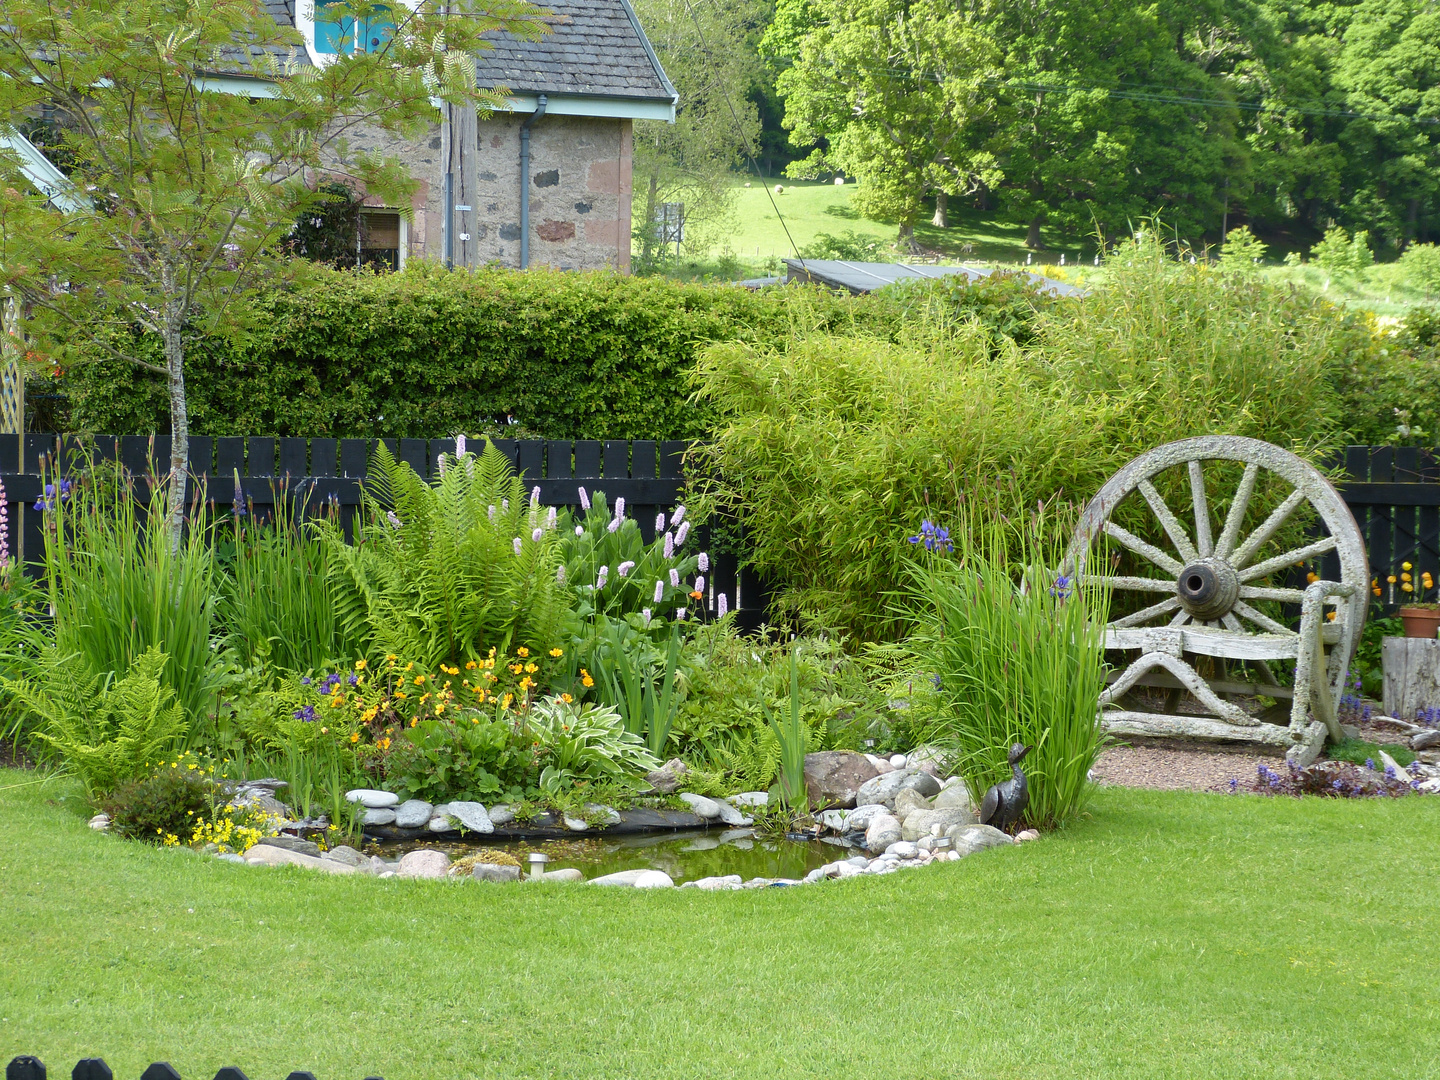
[7,645,185,795]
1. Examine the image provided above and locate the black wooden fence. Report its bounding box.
[3,436,1439,622]
[0,433,772,630]
[6,1055,370,1080]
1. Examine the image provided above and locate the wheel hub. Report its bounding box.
[1176,558,1240,621]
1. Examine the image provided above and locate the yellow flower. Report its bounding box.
[472,717,479,724]
[1388,575,1398,584]
[387,653,398,662]
[410,717,419,727]
[466,660,477,670]
[1306,572,1319,584]
[524,662,538,674]
[502,693,514,709]
[517,647,530,657]
[355,659,368,671]
[1403,583,1414,592]
[549,648,563,658]
[395,691,408,699]
[1402,572,1412,582]
[561,693,573,704]
[413,675,425,685]
[350,732,360,743]
[1326,611,1337,621]
[321,726,329,734]
[331,697,344,708]
[581,668,594,688]
[1404,561,1413,571]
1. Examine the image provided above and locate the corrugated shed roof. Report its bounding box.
[783,260,1088,297]
[476,0,676,102]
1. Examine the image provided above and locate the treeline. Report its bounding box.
[754,0,1439,255]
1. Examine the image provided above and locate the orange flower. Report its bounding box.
[549,648,563,658]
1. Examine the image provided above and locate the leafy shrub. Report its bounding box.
[7,646,186,796]
[903,517,1108,829]
[102,754,213,841]
[1312,226,1373,274]
[694,234,1348,637]
[1398,243,1440,297]
[319,441,571,668]
[797,230,887,260]
[1329,310,1440,445]
[383,714,536,803]
[527,696,660,794]
[1219,226,1268,271]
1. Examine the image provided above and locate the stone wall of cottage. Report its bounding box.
[326,113,633,272]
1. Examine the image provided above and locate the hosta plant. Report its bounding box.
[527,696,660,795]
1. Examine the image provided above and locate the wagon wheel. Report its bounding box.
[1065,436,1369,712]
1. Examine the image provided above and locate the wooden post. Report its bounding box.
[1382,636,1440,720]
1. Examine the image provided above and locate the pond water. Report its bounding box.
[370,828,849,882]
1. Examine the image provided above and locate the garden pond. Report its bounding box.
[368,827,845,883]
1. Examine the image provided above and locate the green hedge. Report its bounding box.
[51,265,926,439]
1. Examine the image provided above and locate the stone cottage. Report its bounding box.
[279,0,677,272]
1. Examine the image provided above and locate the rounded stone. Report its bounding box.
[396,849,452,879]
[633,870,675,888]
[345,789,400,808]
[889,754,907,768]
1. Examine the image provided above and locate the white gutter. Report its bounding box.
[0,127,88,212]
[495,93,675,122]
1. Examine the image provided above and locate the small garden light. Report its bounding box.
[527,851,549,880]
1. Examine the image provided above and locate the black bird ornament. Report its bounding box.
[979,743,1030,834]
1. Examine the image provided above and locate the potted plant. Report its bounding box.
[1392,562,1440,637]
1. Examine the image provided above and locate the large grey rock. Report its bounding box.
[346,789,399,808]
[892,787,932,819]
[932,782,975,811]
[243,845,357,874]
[584,803,623,826]
[396,849,452,878]
[678,793,722,820]
[884,840,920,859]
[634,870,675,888]
[589,869,653,886]
[426,814,455,833]
[646,758,689,793]
[447,801,495,834]
[864,811,903,853]
[533,867,583,883]
[710,799,750,826]
[901,807,979,842]
[818,809,850,831]
[1412,729,1440,751]
[473,863,522,883]
[321,845,368,867]
[363,808,396,826]
[803,750,880,808]
[844,804,889,831]
[487,804,516,826]
[693,874,743,890]
[394,800,434,829]
[945,823,1016,855]
[856,768,941,809]
[254,836,321,857]
[563,815,590,832]
[905,745,946,777]
[731,791,769,808]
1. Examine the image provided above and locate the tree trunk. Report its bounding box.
[898,220,917,253]
[1026,213,1045,250]
[931,190,948,229]
[161,289,189,558]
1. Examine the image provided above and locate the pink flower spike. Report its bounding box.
[675,521,690,546]
[653,580,664,603]
[575,525,585,536]
[618,560,635,577]
[642,608,652,626]
[716,593,728,617]
[669,568,680,588]
[596,566,609,590]
[532,528,544,542]
[578,486,590,511]
[437,453,447,477]
[607,518,620,534]
[698,552,709,572]
[455,434,467,457]
[695,575,705,593]
[615,497,625,518]
[656,512,667,533]
[556,565,566,584]
[675,609,686,620]
[671,505,686,526]
[488,505,496,522]
[546,507,557,530]
[513,537,523,555]
[663,531,674,559]
[530,486,541,508]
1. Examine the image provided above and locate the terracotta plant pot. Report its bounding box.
[1398,605,1440,639]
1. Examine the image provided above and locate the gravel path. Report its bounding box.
[1090,744,1269,793]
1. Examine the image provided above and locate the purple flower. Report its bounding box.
[556,565,566,584]
[615,497,625,518]
[293,704,317,722]
[716,593,728,617]
[656,512,667,533]
[669,568,680,588]
[532,527,544,543]
[300,677,312,686]
[596,565,608,591]
[1051,574,1073,600]
[545,507,556,531]
[906,519,953,553]
[671,505,686,526]
[513,537,523,556]
[488,505,497,522]
[1227,778,1238,793]
[530,486,541,508]
[348,673,358,686]
[578,486,590,511]
[663,531,674,559]
[387,511,402,529]
[455,434,467,457]
[1365,758,1375,771]
[642,608,652,626]
[575,525,584,536]
[675,520,690,546]
[675,609,686,620]
[653,580,664,603]
[618,560,635,577]
[698,553,709,573]
[607,518,620,534]
[694,575,705,593]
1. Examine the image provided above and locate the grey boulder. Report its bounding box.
[731,791,769,808]
[253,836,321,857]
[803,750,880,809]
[396,849,451,878]
[345,789,399,808]
[932,782,975,811]
[901,807,979,842]
[487,804,517,826]
[710,799,750,826]
[678,793,722,820]
[321,845,369,867]
[646,758,689,793]
[243,845,357,874]
[892,786,932,819]
[394,800,434,829]
[864,811,903,854]
[362,808,396,826]
[447,801,495,834]
[944,823,1016,855]
[855,768,942,809]
[843,804,890,831]
[634,870,675,888]
[473,863,522,883]
[533,868,584,883]
[1413,729,1440,751]
[588,869,654,886]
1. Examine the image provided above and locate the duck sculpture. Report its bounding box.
[979,743,1030,834]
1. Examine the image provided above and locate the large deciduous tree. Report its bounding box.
[0,0,548,551]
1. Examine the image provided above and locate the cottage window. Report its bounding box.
[359,210,404,270]
[314,2,395,54]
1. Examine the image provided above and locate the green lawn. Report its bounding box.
[3,770,1438,1079]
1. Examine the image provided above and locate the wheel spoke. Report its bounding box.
[1102,521,1183,575]
[1231,599,1294,636]
[1214,462,1259,559]
[1238,536,1338,583]
[1081,574,1176,593]
[1189,461,1213,557]
[1221,612,1245,632]
[1110,597,1182,628]
[1230,488,1306,569]
[1138,479,1200,563]
[1238,585,1307,603]
[1168,608,1192,626]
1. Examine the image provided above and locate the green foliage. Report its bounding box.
[562,494,704,626]
[528,697,661,795]
[797,230,888,260]
[9,646,185,796]
[318,440,571,668]
[694,233,1348,638]
[1313,226,1374,274]
[1327,738,1416,769]
[100,758,213,842]
[763,645,808,809]
[385,714,534,805]
[903,517,1109,828]
[1328,310,1440,445]
[1219,227,1269,271]
[591,621,683,757]
[1399,244,1440,297]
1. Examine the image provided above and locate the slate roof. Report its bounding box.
[476,0,676,102]
[783,260,1088,297]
